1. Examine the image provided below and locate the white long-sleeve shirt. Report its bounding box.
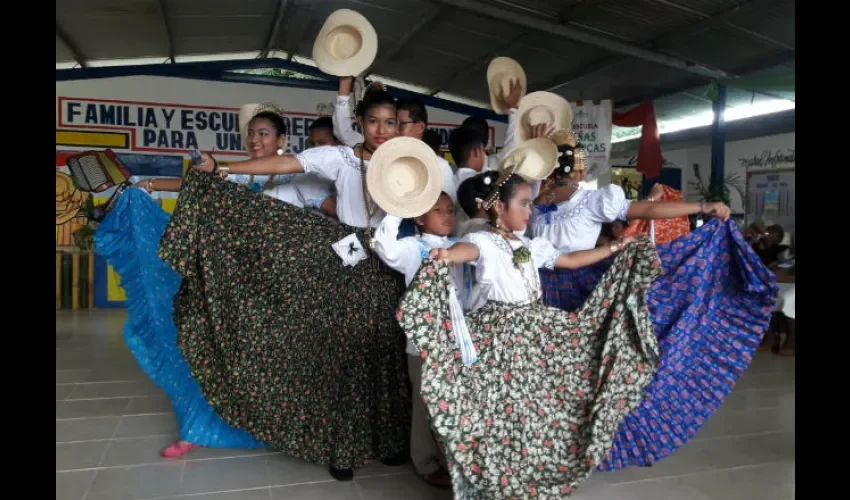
[373,214,465,355]
[333,95,363,148]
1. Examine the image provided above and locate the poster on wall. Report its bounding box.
[745,169,795,232]
[569,100,612,182]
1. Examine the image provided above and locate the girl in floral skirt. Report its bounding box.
[168,85,412,482]
[396,141,665,498]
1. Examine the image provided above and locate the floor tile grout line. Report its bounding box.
[79,410,121,500]
[125,485,273,500]
[354,478,367,500]
[55,415,122,422]
[57,412,173,421]
[689,429,794,443]
[62,395,164,402]
[178,457,187,497]
[601,460,792,486]
[57,380,152,386]
[94,409,124,472]
[57,434,175,445]
[80,468,97,500]
[57,451,283,473]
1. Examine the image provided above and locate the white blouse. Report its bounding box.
[373,215,464,355]
[225,172,332,210]
[295,145,382,228]
[463,231,559,306]
[530,184,632,254]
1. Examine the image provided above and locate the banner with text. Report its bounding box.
[58,97,343,156]
[57,97,489,158]
[569,100,612,181]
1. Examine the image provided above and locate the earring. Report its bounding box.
[276,148,284,156]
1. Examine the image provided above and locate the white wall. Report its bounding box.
[610,132,795,213]
[56,76,508,158]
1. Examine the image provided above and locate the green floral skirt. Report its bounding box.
[158,169,410,469]
[396,239,663,498]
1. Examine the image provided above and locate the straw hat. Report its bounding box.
[239,103,283,146]
[487,57,527,114]
[515,91,574,144]
[366,137,444,218]
[313,9,378,77]
[500,137,558,182]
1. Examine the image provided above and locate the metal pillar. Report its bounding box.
[710,84,728,187]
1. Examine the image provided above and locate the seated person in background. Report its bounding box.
[754,224,795,356]
[610,219,628,240]
[752,224,789,268]
[596,223,614,247]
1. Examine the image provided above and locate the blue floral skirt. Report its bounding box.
[539,219,777,471]
[95,187,265,449]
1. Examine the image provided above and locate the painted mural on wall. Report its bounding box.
[55,167,91,247]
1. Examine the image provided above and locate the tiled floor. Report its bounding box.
[57,310,795,500]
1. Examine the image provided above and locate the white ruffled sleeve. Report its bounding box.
[585,184,632,223]
[332,95,363,148]
[460,232,490,267]
[373,215,424,281]
[294,145,345,182]
[529,237,559,270]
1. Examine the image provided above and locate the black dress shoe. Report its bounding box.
[329,466,354,481]
[379,452,407,467]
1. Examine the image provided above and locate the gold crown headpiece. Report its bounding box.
[252,102,284,118]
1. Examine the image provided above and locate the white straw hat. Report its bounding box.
[515,91,574,144]
[500,137,558,182]
[312,9,379,77]
[486,57,527,115]
[366,137,444,218]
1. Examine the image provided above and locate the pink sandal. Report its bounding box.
[160,441,198,459]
